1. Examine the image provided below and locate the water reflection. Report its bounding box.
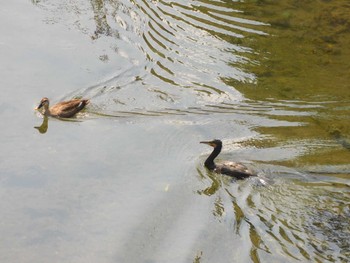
[196,164,273,262]
[196,163,350,262]
[48,0,268,117]
[91,0,119,39]
[193,251,203,263]
[330,129,350,151]
[34,116,49,134]
[196,168,221,196]
[33,114,86,134]
[15,0,350,262]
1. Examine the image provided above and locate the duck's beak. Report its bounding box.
[35,102,43,110]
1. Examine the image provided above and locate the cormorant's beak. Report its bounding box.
[35,102,43,110]
[200,141,214,146]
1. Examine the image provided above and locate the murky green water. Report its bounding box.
[1,0,349,262]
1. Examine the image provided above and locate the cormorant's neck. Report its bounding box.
[204,144,222,170]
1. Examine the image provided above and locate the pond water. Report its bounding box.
[0,0,349,262]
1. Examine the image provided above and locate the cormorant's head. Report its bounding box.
[200,139,222,148]
[36,97,49,110]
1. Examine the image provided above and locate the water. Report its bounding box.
[1,0,349,262]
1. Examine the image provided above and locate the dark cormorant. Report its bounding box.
[200,139,256,179]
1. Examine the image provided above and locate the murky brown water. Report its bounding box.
[0,0,349,262]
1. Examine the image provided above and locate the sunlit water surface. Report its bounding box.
[0,0,349,262]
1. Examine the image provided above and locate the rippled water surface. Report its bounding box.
[1,0,349,262]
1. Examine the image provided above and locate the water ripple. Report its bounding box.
[66,0,268,116]
[195,166,350,262]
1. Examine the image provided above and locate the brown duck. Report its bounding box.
[200,139,257,179]
[36,97,90,118]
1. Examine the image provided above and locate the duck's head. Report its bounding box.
[36,97,49,110]
[200,139,222,148]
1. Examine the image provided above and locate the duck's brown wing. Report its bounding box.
[216,162,256,179]
[50,99,89,118]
